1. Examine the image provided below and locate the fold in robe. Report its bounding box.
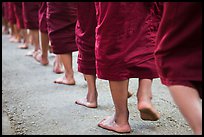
[94,2,162,80]
[2,2,9,21]
[13,2,24,29]
[76,2,97,75]
[2,2,5,18]
[8,2,16,24]
[22,2,40,29]
[46,2,78,54]
[154,2,202,98]
[38,2,47,33]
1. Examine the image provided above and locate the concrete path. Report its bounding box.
[2,34,193,135]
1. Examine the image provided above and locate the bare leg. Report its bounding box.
[53,55,64,74]
[9,24,20,43]
[26,29,39,56]
[28,29,34,45]
[98,80,131,133]
[35,32,49,65]
[18,29,29,49]
[2,17,9,34]
[14,25,21,43]
[168,85,202,135]
[31,29,40,53]
[137,79,160,121]
[54,53,75,85]
[26,29,37,56]
[28,29,40,58]
[75,74,98,108]
[9,24,17,42]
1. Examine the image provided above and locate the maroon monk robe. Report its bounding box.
[76,2,97,75]
[8,2,16,25]
[13,2,24,29]
[22,2,40,30]
[154,2,202,98]
[2,2,9,21]
[94,2,161,81]
[46,2,78,54]
[38,2,47,33]
[2,2,5,17]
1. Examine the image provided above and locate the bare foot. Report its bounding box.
[33,50,41,58]
[18,44,28,49]
[53,61,64,74]
[137,101,160,121]
[2,30,9,35]
[53,68,64,74]
[10,37,21,43]
[98,115,131,133]
[35,53,49,65]
[75,98,97,108]
[15,38,21,43]
[26,50,35,56]
[54,76,75,85]
[9,37,17,42]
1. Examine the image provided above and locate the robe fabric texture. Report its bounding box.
[38,2,47,33]
[8,2,16,24]
[2,2,9,21]
[154,2,202,98]
[2,2,5,18]
[13,2,24,29]
[94,2,161,80]
[22,2,40,29]
[46,2,78,54]
[76,2,97,75]
[2,2,4,16]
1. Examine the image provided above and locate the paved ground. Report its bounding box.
[2,34,194,135]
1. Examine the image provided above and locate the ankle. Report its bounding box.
[41,54,48,59]
[87,92,98,102]
[65,73,75,81]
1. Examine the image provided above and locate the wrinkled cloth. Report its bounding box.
[76,2,97,75]
[154,2,202,98]
[94,2,162,80]
[22,2,40,29]
[46,2,78,54]
[8,2,16,24]
[2,2,9,21]
[13,2,24,29]
[38,2,47,33]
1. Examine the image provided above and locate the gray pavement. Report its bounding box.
[2,34,193,135]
